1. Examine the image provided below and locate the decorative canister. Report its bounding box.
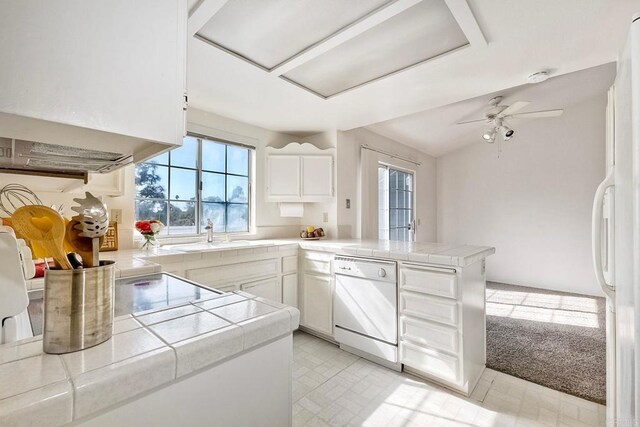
[43,261,115,354]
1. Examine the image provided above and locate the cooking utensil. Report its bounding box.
[71,192,109,267]
[11,205,72,270]
[65,219,105,268]
[0,184,43,216]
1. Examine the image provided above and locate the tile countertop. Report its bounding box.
[0,291,299,425]
[103,238,493,269]
[25,239,494,291]
[288,239,495,267]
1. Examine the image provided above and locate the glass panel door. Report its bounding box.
[378,165,414,241]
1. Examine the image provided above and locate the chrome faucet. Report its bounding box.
[205,218,214,243]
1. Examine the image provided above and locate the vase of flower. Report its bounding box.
[135,220,164,251]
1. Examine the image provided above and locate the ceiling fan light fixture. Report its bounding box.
[500,124,514,141]
[482,128,497,143]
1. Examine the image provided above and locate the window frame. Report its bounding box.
[134,132,254,237]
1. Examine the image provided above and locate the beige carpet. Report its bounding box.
[486,282,606,404]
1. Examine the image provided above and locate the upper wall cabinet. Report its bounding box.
[266,143,334,202]
[0,0,188,163]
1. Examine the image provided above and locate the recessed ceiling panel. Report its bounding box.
[197,0,392,69]
[283,0,469,97]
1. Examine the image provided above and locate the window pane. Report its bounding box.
[202,171,225,202]
[136,164,168,199]
[227,145,249,176]
[227,175,248,203]
[169,168,197,201]
[170,136,198,169]
[202,140,225,172]
[169,201,196,235]
[398,190,406,209]
[146,152,169,165]
[389,189,397,209]
[389,228,399,241]
[201,202,225,230]
[135,200,168,235]
[226,204,248,232]
[404,173,413,191]
[389,170,399,190]
[390,209,398,228]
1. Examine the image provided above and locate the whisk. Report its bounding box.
[0,184,43,216]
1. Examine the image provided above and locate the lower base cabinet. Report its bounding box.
[282,273,298,307]
[241,277,282,302]
[300,273,333,336]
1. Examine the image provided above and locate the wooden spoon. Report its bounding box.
[65,219,104,268]
[11,205,72,270]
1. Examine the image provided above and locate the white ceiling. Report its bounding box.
[187,0,638,146]
[367,63,616,157]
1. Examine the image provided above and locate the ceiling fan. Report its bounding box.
[457,96,564,143]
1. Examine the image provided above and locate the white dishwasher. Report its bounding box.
[334,255,400,370]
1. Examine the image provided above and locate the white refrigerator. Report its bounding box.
[592,13,640,427]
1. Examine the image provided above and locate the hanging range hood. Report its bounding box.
[0,138,133,183]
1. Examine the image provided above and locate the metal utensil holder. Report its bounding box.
[43,261,115,354]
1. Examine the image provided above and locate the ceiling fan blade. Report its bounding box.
[498,101,531,117]
[456,118,488,125]
[509,109,564,119]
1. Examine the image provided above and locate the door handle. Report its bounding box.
[592,170,615,299]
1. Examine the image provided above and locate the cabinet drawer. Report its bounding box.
[400,316,459,354]
[186,258,279,287]
[400,341,460,383]
[399,291,459,326]
[400,265,457,299]
[282,255,298,274]
[301,251,332,276]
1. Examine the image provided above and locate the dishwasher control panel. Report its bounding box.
[334,255,397,283]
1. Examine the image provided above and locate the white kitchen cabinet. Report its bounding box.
[398,261,486,396]
[266,143,334,203]
[241,277,281,302]
[282,273,298,308]
[298,250,334,337]
[80,170,125,196]
[266,155,300,199]
[186,258,280,288]
[0,0,187,161]
[300,274,333,336]
[301,156,333,198]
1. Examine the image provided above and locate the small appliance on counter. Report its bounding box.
[0,227,35,344]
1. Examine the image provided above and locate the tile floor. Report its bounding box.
[292,331,606,427]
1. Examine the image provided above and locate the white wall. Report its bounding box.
[437,94,607,296]
[337,128,437,241]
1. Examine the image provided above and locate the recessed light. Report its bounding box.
[527,71,550,84]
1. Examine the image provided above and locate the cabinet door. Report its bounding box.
[241,277,281,302]
[301,274,333,336]
[301,156,333,198]
[0,0,187,147]
[267,155,300,199]
[282,273,298,308]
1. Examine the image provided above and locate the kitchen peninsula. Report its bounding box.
[0,239,494,426]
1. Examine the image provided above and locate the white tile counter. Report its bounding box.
[280,238,495,267]
[0,291,299,425]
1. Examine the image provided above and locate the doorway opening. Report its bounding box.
[378,164,415,241]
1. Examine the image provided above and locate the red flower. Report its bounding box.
[135,219,163,236]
